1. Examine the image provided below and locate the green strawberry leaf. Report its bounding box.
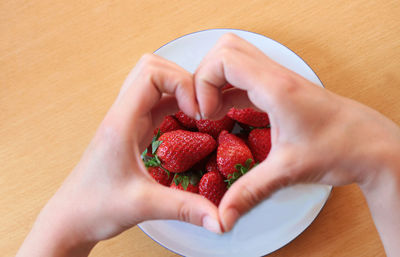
[144,158,159,167]
[161,166,170,179]
[141,148,148,160]
[226,159,255,188]
[153,129,161,142]
[144,155,170,178]
[151,130,162,154]
[144,155,161,167]
[182,176,189,190]
[225,172,239,188]
[245,158,253,169]
[151,140,163,155]
[173,173,181,186]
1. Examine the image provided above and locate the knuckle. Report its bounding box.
[239,184,266,209]
[273,73,299,96]
[179,74,193,87]
[219,47,232,59]
[276,72,295,87]
[177,203,191,223]
[218,33,240,48]
[138,54,159,71]
[277,147,313,183]
[139,53,156,64]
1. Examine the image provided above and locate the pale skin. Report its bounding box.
[17,34,400,257]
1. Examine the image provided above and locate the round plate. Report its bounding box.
[138,29,332,257]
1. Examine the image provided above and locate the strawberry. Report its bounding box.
[217,130,254,179]
[199,171,227,206]
[227,108,270,127]
[154,115,183,135]
[195,115,234,138]
[147,166,173,186]
[170,171,201,193]
[205,154,219,173]
[175,111,197,129]
[156,130,217,173]
[248,128,272,163]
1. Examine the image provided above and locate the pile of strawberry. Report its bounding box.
[142,108,272,206]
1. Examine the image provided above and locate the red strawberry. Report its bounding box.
[147,166,173,186]
[248,128,272,163]
[170,172,200,193]
[227,108,270,127]
[156,130,217,173]
[175,111,197,129]
[217,130,254,180]
[199,171,227,206]
[205,154,219,173]
[195,115,234,138]
[154,115,183,135]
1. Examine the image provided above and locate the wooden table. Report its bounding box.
[1,1,399,256]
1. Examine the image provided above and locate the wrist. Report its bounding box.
[359,129,400,193]
[358,141,400,257]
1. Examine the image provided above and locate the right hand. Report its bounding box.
[194,33,400,232]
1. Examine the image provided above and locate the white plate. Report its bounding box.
[138,29,332,257]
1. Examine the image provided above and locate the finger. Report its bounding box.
[195,47,259,118]
[149,88,255,131]
[150,95,179,126]
[194,34,268,117]
[140,183,222,234]
[114,54,200,128]
[195,33,297,119]
[218,150,295,232]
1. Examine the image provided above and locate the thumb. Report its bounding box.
[141,183,222,234]
[218,151,293,232]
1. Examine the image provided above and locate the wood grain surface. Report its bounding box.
[1,0,399,256]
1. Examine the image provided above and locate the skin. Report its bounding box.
[16,54,221,257]
[17,34,400,256]
[195,34,400,257]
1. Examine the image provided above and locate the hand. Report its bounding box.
[17,54,220,257]
[195,34,400,255]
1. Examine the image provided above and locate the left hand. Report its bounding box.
[17,54,220,257]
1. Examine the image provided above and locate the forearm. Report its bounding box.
[16,201,97,257]
[360,148,400,257]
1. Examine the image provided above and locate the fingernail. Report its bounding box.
[195,112,202,121]
[222,208,239,232]
[201,112,207,119]
[202,216,222,234]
